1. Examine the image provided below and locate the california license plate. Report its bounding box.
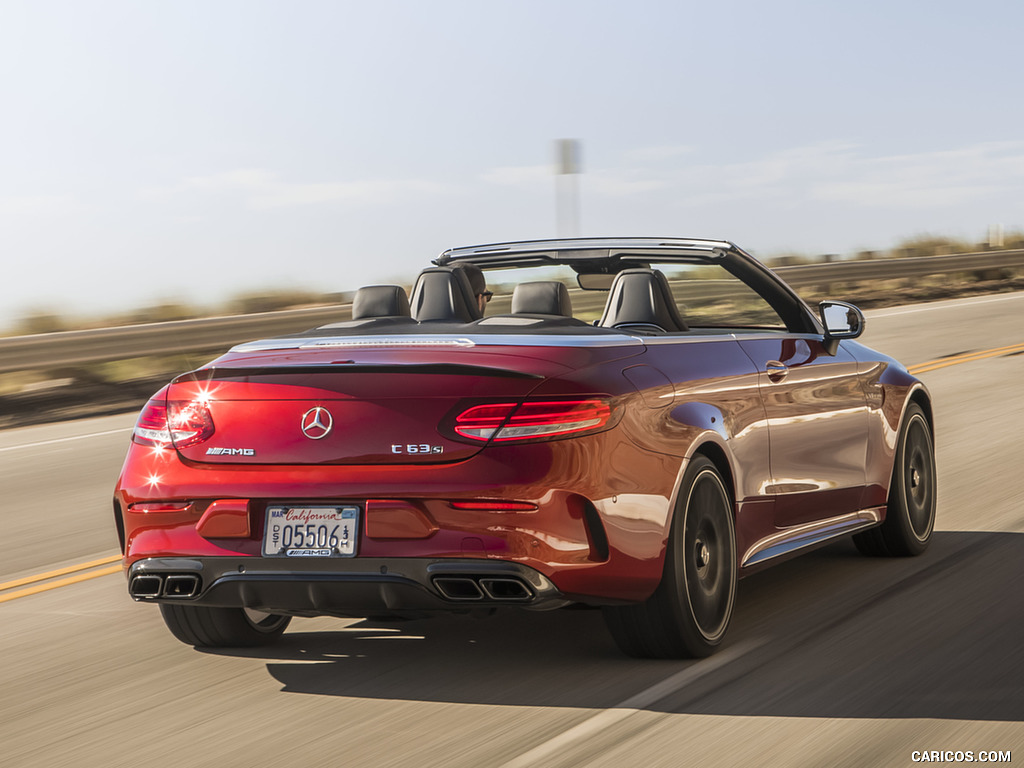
[263,506,359,557]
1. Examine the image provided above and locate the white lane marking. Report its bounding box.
[499,639,763,768]
[869,292,1024,318]
[0,428,133,453]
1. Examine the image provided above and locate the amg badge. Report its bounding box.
[205,447,256,456]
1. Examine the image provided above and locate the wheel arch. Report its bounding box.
[882,383,934,509]
[689,440,739,519]
[657,435,740,560]
[907,384,934,433]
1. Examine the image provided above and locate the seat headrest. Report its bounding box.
[352,285,411,320]
[510,281,573,317]
[452,262,486,296]
[598,269,688,332]
[409,267,483,322]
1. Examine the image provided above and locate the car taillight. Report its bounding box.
[132,399,215,448]
[453,399,613,442]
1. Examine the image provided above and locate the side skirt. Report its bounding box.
[740,508,883,569]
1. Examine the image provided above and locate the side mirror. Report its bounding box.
[819,300,865,355]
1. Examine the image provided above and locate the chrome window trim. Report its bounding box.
[438,237,735,263]
[231,334,647,353]
[637,331,826,345]
[231,331,833,354]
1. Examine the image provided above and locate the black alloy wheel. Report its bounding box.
[854,402,936,557]
[603,455,737,658]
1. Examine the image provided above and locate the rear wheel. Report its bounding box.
[854,402,936,557]
[159,604,291,648]
[603,455,737,658]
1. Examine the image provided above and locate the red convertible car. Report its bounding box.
[114,238,935,658]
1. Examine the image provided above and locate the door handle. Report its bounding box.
[765,360,788,382]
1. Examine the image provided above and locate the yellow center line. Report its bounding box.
[0,564,123,604]
[0,554,123,593]
[919,340,1024,364]
[908,342,1024,375]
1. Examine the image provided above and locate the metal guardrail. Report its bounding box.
[0,305,352,374]
[774,248,1024,285]
[2,249,1022,374]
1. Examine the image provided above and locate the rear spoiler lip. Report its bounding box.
[171,363,544,385]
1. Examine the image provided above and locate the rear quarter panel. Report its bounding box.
[535,335,773,584]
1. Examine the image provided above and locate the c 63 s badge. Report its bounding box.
[206,447,256,456]
[391,444,444,455]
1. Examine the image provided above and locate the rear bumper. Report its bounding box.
[115,429,684,604]
[127,556,569,617]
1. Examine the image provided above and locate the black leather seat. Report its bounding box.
[351,285,411,320]
[409,267,482,323]
[510,281,573,317]
[598,269,689,332]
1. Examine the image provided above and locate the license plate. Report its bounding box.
[263,506,359,557]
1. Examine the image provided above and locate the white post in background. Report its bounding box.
[554,139,582,237]
[988,223,1005,248]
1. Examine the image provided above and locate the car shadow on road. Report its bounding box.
[199,531,1024,722]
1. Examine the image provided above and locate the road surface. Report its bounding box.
[2,293,1022,767]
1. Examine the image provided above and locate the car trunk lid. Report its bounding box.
[165,337,644,466]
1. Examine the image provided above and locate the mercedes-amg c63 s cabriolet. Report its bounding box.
[114,238,936,658]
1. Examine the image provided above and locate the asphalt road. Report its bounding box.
[1,293,1022,767]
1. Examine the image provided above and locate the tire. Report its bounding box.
[159,604,291,648]
[603,455,737,658]
[854,402,936,557]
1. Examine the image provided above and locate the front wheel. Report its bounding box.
[603,455,737,658]
[159,604,291,648]
[854,402,936,557]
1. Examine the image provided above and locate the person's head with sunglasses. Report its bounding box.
[454,262,492,314]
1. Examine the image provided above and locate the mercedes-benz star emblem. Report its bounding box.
[300,406,333,439]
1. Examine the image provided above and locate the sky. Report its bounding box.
[2,0,1024,328]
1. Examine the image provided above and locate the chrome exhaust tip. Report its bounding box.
[433,577,484,600]
[129,574,162,598]
[162,574,201,598]
[480,578,533,601]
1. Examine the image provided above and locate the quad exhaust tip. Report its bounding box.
[129,574,162,598]
[132,570,533,602]
[129,573,201,599]
[163,574,201,598]
[433,577,484,600]
[433,576,533,602]
[480,578,532,601]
